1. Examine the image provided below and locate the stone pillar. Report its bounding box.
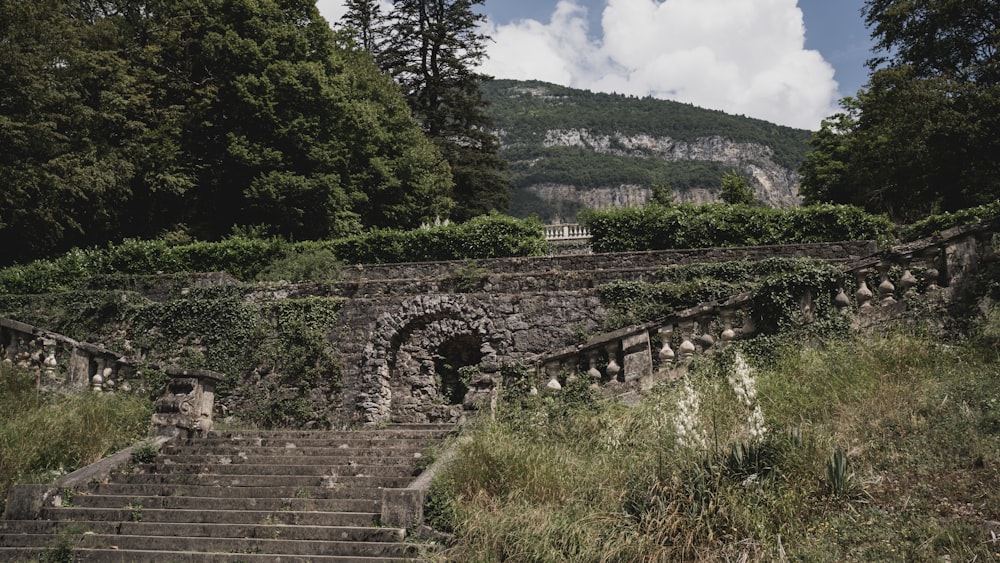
[152,368,225,438]
[834,279,851,311]
[720,312,737,342]
[621,331,652,384]
[898,255,918,297]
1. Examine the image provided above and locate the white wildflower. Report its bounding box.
[727,352,758,407]
[729,352,767,440]
[673,377,706,450]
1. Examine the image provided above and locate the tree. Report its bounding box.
[372,0,509,221]
[720,170,756,205]
[1,0,454,264]
[800,0,1000,222]
[338,0,386,53]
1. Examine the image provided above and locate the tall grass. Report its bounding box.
[432,329,1000,561]
[0,364,152,511]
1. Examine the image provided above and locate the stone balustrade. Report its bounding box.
[534,218,999,393]
[544,223,591,241]
[0,316,131,392]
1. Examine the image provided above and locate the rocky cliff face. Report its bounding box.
[526,129,802,214]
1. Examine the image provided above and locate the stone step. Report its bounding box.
[207,426,455,440]
[4,519,402,542]
[160,444,430,458]
[156,453,427,466]
[91,482,390,500]
[0,533,421,558]
[0,547,427,562]
[171,436,444,449]
[66,493,379,513]
[40,507,379,528]
[142,462,417,478]
[112,473,413,489]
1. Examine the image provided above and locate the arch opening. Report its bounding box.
[434,334,483,406]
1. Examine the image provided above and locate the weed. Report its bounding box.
[131,440,159,465]
[293,487,311,499]
[125,501,143,522]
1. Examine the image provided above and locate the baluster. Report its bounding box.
[855,269,874,308]
[587,349,602,384]
[834,278,851,311]
[92,357,105,392]
[544,361,562,391]
[898,254,917,297]
[678,321,697,362]
[921,246,942,290]
[697,317,715,351]
[658,327,675,363]
[604,342,621,383]
[877,262,896,305]
[564,359,578,385]
[43,339,57,380]
[720,311,737,342]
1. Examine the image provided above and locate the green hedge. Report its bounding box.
[580,203,893,253]
[0,214,548,294]
[900,201,1000,242]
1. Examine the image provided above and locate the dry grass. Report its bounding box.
[430,328,1000,561]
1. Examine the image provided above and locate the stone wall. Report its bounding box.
[338,241,877,283]
[329,291,606,424]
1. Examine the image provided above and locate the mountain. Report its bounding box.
[482,79,814,223]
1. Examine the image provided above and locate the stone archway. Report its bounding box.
[357,296,502,424]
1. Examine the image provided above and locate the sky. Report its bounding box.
[314,0,876,131]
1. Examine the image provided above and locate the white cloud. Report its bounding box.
[316,0,839,130]
[483,0,839,130]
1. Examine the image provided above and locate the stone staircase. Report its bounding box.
[0,424,455,562]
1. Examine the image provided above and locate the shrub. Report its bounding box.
[581,203,893,253]
[900,201,1000,242]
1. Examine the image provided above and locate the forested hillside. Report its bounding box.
[483,80,814,223]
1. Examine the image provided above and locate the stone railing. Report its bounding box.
[0,316,131,392]
[544,223,591,241]
[533,218,999,392]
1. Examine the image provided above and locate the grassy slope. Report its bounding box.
[431,328,1000,561]
[0,364,152,513]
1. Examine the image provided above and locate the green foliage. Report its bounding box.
[0,0,454,267]
[0,363,152,509]
[581,203,893,253]
[800,1,1000,222]
[826,448,858,498]
[900,201,1000,241]
[256,247,343,283]
[720,170,756,205]
[355,0,509,222]
[597,258,843,331]
[0,215,546,294]
[130,441,159,465]
[326,213,547,264]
